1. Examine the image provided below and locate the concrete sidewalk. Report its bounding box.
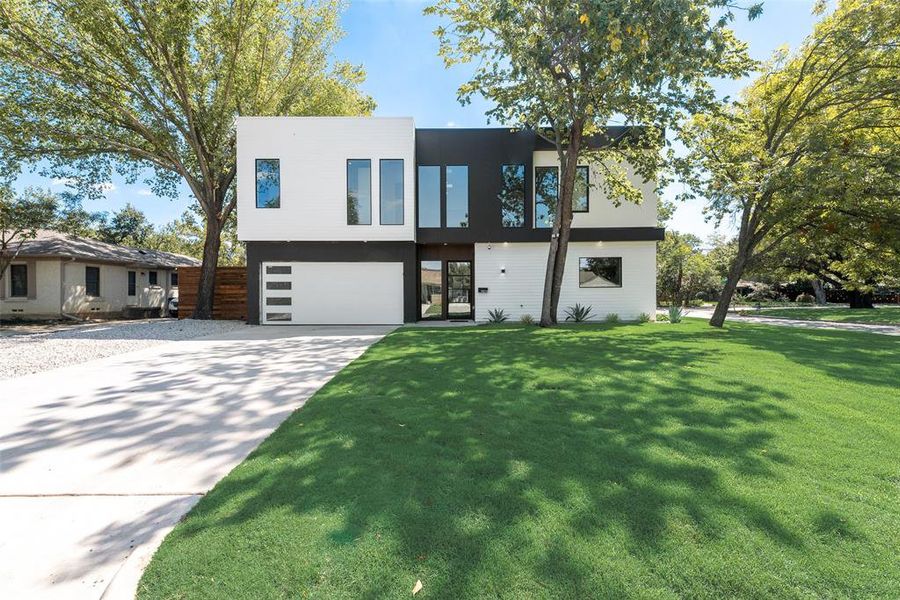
[0,325,394,599]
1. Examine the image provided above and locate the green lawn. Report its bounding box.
[742,306,900,325]
[139,320,900,599]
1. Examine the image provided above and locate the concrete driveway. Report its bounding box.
[0,324,394,599]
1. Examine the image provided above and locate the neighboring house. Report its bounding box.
[237,117,663,325]
[0,230,200,320]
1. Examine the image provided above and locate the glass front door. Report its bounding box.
[419,260,443,320]
[447,261,473,320]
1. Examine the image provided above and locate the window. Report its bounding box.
[127,271,136,296]
[171,272,178,286]
[419,260,443,320]
[578,257,622,288]
[10,264,27,297]
[380,159,404,225]
[417,166,441,227]
[446,165,469,227]
[266,265,291,275]
[534,166,558,228]
[85,266,100,296]
[255,159,280,208]
[149,271,158,286]
[347,159,372,225]
[266,281,291,290]
[574,166,589,212]
[499,164,526,227]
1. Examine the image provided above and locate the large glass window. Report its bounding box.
[380,159,404,225]
[10,264,27,297]
[417,166,441,227]
[347,159,372,225]
[419,260,443,319]
[499,164,525,227]
[255,159,280,208]
[574,166,590,212]
[534,166,558,228]
[579,257,622,288]
[85,266,100,296]
[446,165,469,228]
[447,261,472,319]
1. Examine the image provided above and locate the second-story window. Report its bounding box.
[446,165,469,228]
[347,159,372,225]
[535,165,590,227]
[417,166,440,227]
[380,159,404,225]
[574,166,590,212]
[499,164,525,227]
[255,159,280,208]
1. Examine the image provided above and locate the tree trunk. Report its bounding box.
[192,212,222,319]
[811,279,827,305]
[539,231,561,327]
[709,247,750,328]
[848,289,874,309]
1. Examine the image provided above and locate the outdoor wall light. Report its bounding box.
[500,267,506,274]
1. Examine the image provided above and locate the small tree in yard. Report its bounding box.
[426,0,758,326]
[0,186,57,279]
[0,0,373,318]
[678,0,899,326]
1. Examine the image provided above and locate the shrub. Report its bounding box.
[795,293,815,304]
[668,305,684,323]
[487,308,508,323]
[520,313,535,325]
[638,312,652,323]
[605,313,620,323]
[564,303,595,322]
[657,313,670,322]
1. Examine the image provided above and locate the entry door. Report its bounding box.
[447,261,473,320]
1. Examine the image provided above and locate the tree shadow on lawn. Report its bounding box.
[146,323,882,598]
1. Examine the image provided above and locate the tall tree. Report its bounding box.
[426,0,756,326]
[99,202,155,246]
[657,231,718,306]
[0,0,373,318]
[678,0,899,326]
[0,186,57,278]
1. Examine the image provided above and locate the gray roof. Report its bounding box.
[13,230,201,269]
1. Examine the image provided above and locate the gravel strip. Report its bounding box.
[0,319,244,380]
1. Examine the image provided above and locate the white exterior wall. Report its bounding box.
[474,241,656,321]
[532,151,657,228]
[236,117,416,242]
[0,260,62,317]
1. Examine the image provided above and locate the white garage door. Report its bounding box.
[261,262,404,325]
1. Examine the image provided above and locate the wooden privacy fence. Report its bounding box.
[177,266,247,321]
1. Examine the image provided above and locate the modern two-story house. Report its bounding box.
[237,117,662,325]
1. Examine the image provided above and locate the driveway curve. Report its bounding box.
[0,324,394,599]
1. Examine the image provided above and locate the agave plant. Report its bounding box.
[638,312,652,323]
[668,304,684,323]
[564,303,595,322]
[487,308,508,323]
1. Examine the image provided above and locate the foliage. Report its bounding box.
[657,312,670,322]
[638,312,652,323]
[741,306,900,326]
[98,203,154,246]
[0,0,373,317]
[657,231,720,306]
[426,0,758,326]
[795,293,815,304]
[677,0,900,326]
[564,303,595,323]
[487,308,508,323]
[605,313,620,323]
[519,313,535,325]
[139,322,900,599]
[668,305,684,323]
[0,185,56,277]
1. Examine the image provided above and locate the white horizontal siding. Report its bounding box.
[532,151,658,228]
[237,117,416,242]
[474,241,656,321]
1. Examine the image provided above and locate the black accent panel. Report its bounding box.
[246,241,417,325]
[417,226,665,244]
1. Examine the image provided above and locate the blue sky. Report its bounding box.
[14,0,824,240]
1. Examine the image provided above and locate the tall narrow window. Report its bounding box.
[534,166,558,228]
[419,260,443,320]
[380,159,404,225]
[347,159,372,225]
[255,159,280,208]
[574,166,590,212]
[499,164,525,227]
[446,165,469,228]
[10,264,27,297]
[127,271,136,296]
[149,271,158,286]
[417,166,441,227]
[85,266,100,297]
[171,272,178,286]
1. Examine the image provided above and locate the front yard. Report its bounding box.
[740,306,900,325]
[139,320,900,599]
